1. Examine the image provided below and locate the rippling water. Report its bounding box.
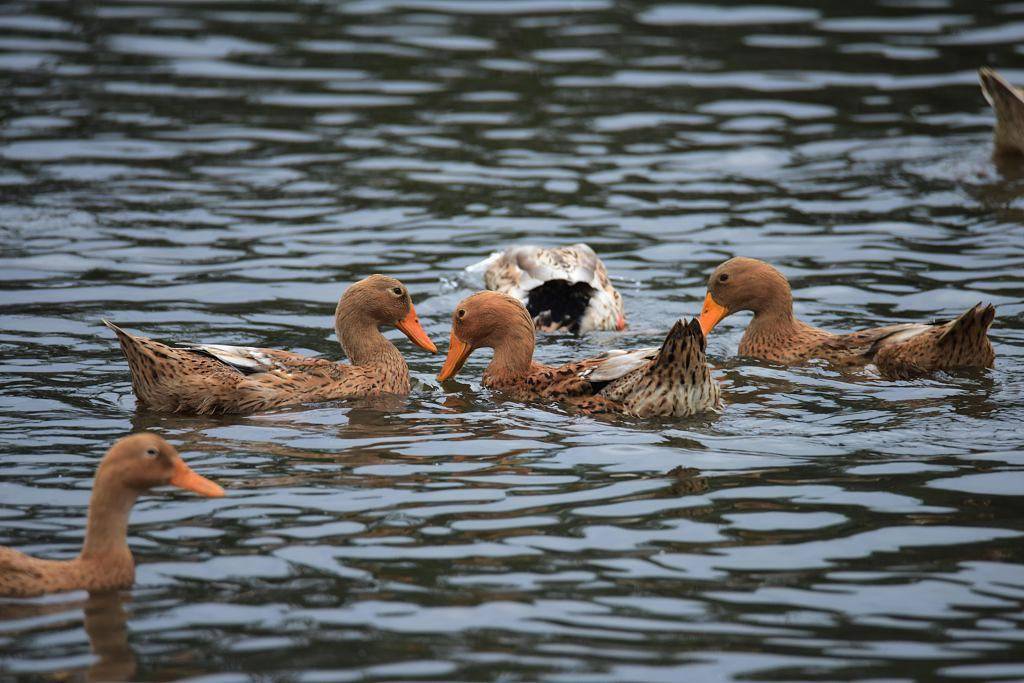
[2,0,1024,680]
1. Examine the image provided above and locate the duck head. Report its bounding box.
[96,433,224,497]
[438,291,535,381]
[336,274,438,353]
[698,257,794,335]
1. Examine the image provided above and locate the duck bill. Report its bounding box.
[396,303,438,353]
[437,332,473,382]
[698,292,728,336]
[169,460,225,498]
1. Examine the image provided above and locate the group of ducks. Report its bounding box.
[0,252,997,598]
[99,252,996,421]
[0,67,1015,599]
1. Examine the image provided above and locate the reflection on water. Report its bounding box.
[1,0,1024,680]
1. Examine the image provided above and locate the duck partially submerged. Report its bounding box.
[0,433,224,598]
[698,257,996,379]
[105,275,438,415]
[468,243,626,333]
[979,67,1024,156]
[437,291,719,417]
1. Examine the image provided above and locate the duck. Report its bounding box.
[437,291,720,417]
[105,275,438,415]
[697,257,996,379]
[0,433,224,598]
[979,67,1024,156]
[467,243,626,333]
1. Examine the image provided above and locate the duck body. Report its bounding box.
[469,243,626,334]
[439,291,719,417]
[0,549,135,598]
[979,67,1024,156]
[699,258,996,379]
[0,433,223,598]
[105,275,437,416]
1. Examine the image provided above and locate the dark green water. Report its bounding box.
[1,0,1023,680]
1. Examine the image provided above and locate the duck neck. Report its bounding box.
[336,309,402,367]
[745,293,809,346]
[486,330,535,381]
[79,480,138,561]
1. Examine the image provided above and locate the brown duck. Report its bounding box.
[0,433,224,598]
[437,291,720,417]
[697,257,995,379]
[105,275,438,415]
[979,67,1024,156]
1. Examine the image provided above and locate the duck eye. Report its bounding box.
[718,273,729,283]
[391,287,403,296]
[457,309,466,320]
[144,448,159,458]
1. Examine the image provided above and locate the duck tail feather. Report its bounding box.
[652,318,705,371]
[979,67,1024,154]
[938,302,996,347]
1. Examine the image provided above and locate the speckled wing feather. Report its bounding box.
[580,347,658,383]
[180,343,335,375]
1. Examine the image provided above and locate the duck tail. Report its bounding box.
[103,319,181,408]
[979,67,1024,155]
[652,318,707,375]
[939,302,995,344]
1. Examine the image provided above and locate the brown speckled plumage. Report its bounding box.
[105,275,437,415]
[0,433,223,598]
[439,291,720,417]
[980,67,1024,156]
[699,257,996,379]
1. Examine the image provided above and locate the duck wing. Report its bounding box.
[180,344,332,376]
[872,303,996,378]
[579,347,659,383]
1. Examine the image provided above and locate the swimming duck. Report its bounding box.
[697,257,996,379]
[0,433,224,598]
[979,67,1024,156]
[437,291,720,417]
[105,275,438,415]
[468,243,626,333]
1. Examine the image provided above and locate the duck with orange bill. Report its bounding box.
[437,291,720,417]
[697,257,996,379]
[105,275,438,415]
[0,433,224,598]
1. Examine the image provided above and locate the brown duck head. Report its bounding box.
[437,291,535,381]
[698,257,794,335]
[335,274,438,353]
[96,433,225,498]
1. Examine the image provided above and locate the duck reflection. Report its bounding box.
[0,591,135,682]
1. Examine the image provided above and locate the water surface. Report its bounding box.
[1,0,1023,680]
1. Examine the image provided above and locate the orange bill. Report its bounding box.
[698,292,728,336]
[170,460,225,498]
[616,313,627,331]
[396,303,438,353]
[437,332,473,381]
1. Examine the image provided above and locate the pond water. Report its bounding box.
[1,0,1023,680]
